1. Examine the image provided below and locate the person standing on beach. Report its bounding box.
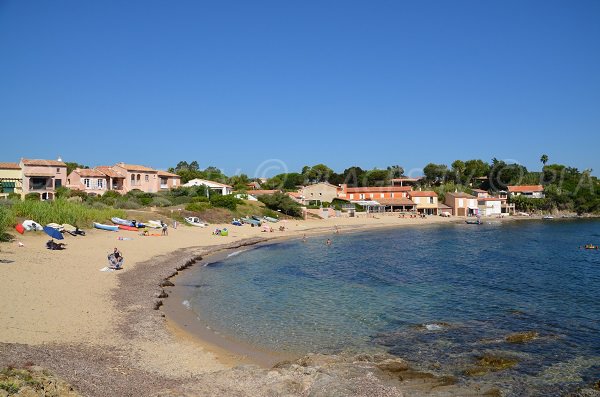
[161,222,168,236]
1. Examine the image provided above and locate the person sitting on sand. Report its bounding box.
[107,248,124,269]
[46,240,66,250]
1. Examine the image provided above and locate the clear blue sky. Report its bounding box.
[1,0,599,178]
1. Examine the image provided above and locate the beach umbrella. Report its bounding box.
[43,226,64,240]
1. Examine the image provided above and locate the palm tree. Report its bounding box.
[540,154,549,166]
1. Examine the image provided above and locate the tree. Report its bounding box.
[65,162,89,175]
[451,160,466,184]
[365,169,389,186]
[540,154,549,166]
[189,161,200,171]
[463,159,490,184]
[386,165,404,179]
[341,166,366,187]
[423,163,449,184]
[304,164,334,183]
[175,161,190,172]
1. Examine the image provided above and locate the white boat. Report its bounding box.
[146,220,163,229]
[542,215,554,220]
[22,220,43,231]
[185,217,208,227]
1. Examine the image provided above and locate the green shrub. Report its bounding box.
[191,196,209,203]
[185,202,212,212]
[25,193,40,201]
[69,189,89,200]
[151,197,173,207]
[114,200,142,210]
[7,193,21,200]
[258,192,302,217]
[55,186,71,199]
[10,198,125,225]
[172,196,192,205]
[139,197,153,206]
[209,194,241,210]
[102,190,122,200]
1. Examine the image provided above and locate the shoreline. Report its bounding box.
[1,214,595,396]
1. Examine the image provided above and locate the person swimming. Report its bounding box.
[326,239,332,246]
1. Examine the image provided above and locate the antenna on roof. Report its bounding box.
[57,156,62,162]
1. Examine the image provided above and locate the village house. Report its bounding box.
[20,158,67,200]
[95,166,126,193]
[407,191,439,215]
[444,192,478,216]
[157,170,181,190]
[477,197,502,216]
[508,185,545,198]
[183,178,233,195]
[338,184,411,201]
[377,197,417,213]
[0,162,23,198]
[113,163,159,193]
[300,182,339,205]
[67,168,109,196]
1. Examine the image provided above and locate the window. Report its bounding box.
[173,180,177,186]
[380,193,384,198]
[360,194,365,199]
[145,174,149,182]
[56,168,60,173]
[55,179,62,188]
[458,199,464,207]
[319,192,322,196]
[350,194,354,199]
[391,193,395,198]
[84,178,90,188]
[131,175,135,185]
[429,197,434,204]
[97,179,104,189]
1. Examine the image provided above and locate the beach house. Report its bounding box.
[300,182,339,205]
[157,171,181,190]
[338,185,411,200]
[407,191,439,215]
[183,178,233,195]
[113,163,159,193]
[95,166,126,193]
[477,197,502,216]
[0,162,23,199]
[444,192,478,216]
[507,185,545,198]
[67,168,109,195]
[20,158,67,200]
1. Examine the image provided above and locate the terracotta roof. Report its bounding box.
[157,170,180,178]
[508,185,544,193]
[408,191,438,197]
[344,186,411,193]
[377,197,416,206]
[186,179,232,188]
[22,159,66,167]
[446,192,476,199]
[0,162,20,169]
[247,189,279,196]
[472,189,487,193]
[438,203,452,209]
[95,166,125,178]
[287,192,302,198]
[390,177,423,182]
[115,163,157,172]
[73,168,107,178]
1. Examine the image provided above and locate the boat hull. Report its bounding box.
[118,225,138,231]
[94,222,119,231]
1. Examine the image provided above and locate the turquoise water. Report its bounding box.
[181,220,600,395]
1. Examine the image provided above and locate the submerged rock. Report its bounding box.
[463,353,519,376]
[505,331,539,344]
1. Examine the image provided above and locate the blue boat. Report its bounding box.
[241,217,261,226]
[111,217,135,227]
[94,222,119,231]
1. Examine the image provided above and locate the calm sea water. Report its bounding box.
[181,220,600,395]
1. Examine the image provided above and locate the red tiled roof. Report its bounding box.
[287,192,302,198]
[344,186,411,193]
[95,166,126,178]
[390,177,423,182]
[377,198,416,206]
[508,185,544,193]
[408,191,438,197]
[22,159,66,167]
[73,168,107,178]
[0,162,20,169]
[115,163,157,172]
[157,170,180,178]
[446,192,476,199]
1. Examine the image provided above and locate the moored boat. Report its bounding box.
[22,220,43,231]
[111,217,135,227]
[242,217,261,226]
[264,216,279,223]
[184,217,208,227]
[93,222,119,231]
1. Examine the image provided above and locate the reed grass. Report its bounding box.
[10,199,126,227]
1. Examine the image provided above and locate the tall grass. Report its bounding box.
[0,204,16,241]
[10,199,126,226]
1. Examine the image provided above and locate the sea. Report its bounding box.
[175,219,600,396]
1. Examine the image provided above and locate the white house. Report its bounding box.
[507,185,545,198]
[183,178,233,195]
[478,198,502,216]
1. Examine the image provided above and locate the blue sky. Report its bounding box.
[1,0,599,178]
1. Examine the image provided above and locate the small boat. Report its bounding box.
[46,223,64,231]
[251,215,262,221]
[93,222,119,231]
[118,224,138,231]
[465,219,482,225]
[584,244,599,250]
[146,220,163,229]
[242,217,261,226]
[231,219,243,226]
[543,215,554,220]
[264,216,279,223]
[184,217,208,227]
[22,220,43,231]
[111,217,136,227]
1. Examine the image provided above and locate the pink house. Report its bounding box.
[157,170,181,190]
[95,166,126,192]
[67,168,110,196]
[20,158,67,200]
[113,163,159,193]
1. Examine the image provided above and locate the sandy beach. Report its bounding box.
[0,214,519,396]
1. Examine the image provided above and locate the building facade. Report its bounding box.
[300,182,340,205]
[0,162,23,198]
[444,192,478,216]
[408,191,439,215]
[20,159,67,200]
